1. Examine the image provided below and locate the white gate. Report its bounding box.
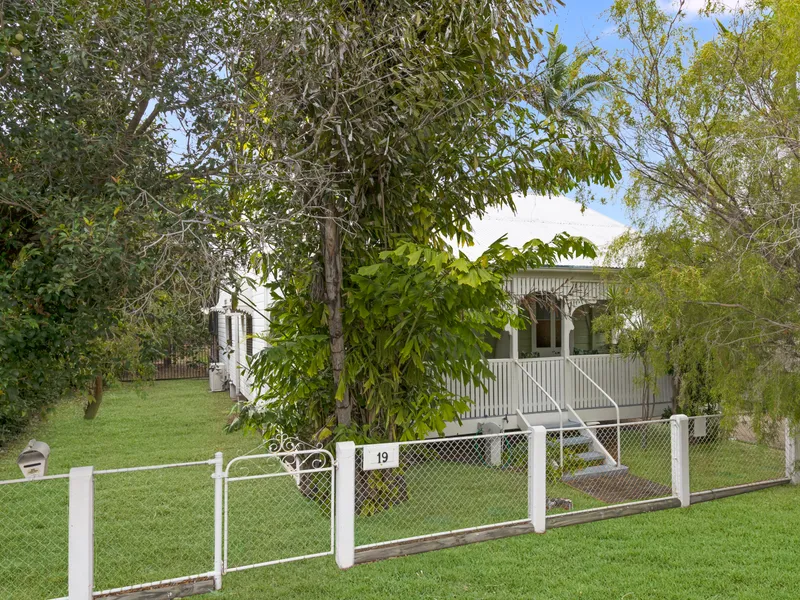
[223,439,335,573]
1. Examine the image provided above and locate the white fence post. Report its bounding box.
[670,414,690,507]
[213,452,224,590]
[786,420,799,484]
[68,466,94,600]
[335,441,356,569]
[528,425,547,533]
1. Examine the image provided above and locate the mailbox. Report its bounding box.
[17,439,50,479]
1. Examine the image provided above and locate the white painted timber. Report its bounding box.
[335,441,356,569]
[529,426,547,533]
[213,452,224,590]
[68,466,94,600]
[786,421,799,484]
[362,443,399,471]
[671,415,690,507]
[444,355,674,428]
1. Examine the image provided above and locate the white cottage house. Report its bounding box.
[211,194,674,453]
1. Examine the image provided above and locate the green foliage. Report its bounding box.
[598,0,800,430]
[0,0,227,442]
[228,0,618,440]
[234,235,595,442]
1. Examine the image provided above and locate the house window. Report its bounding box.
[519,294,561,358]
[226,316,233,346]
[572,303,607,354]
[245,314,254,357]
[209,312,220,362]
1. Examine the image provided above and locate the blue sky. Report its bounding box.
[539,0,726,225]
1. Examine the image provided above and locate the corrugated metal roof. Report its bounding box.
[449,193,628,267]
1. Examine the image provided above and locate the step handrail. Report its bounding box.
[562,403,617,467]
[566,357,622,465]
[514,360,563,467]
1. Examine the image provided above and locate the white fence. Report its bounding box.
[336,415,795,566]
[1,417,797,598]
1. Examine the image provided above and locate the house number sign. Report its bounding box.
[362,443,399,470]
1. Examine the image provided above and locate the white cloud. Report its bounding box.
[658,0,741,14]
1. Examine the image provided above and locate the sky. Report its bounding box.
[538,0,731,225]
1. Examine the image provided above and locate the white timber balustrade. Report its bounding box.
[335,441,356,569]
[68,466,94,600]
[528,425,547,533]
[787,421,800,484]
[670,415,690,507]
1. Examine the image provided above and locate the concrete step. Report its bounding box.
[562,463,629,481]
[543,420,582,430]
[576,450,606,464]
[549,435,592,448]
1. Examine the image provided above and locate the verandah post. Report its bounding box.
[335,441,356,569]
[68,466,94,600]
[786,420,799,484]
[528,425,547,533]
[670,414,690,507]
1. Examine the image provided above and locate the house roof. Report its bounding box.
[450,193,628,267]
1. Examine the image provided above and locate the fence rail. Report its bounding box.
[119,340,213,382]
[0,415,797,598]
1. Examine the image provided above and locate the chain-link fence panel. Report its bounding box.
[687,415,786,492]
[0,476,69,600]
[546,420,673,512]
[354,432,529,547]
[224,451,333,571]
[93,462,215,593]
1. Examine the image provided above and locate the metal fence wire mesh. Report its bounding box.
[0,477,69,600]
[224,452,333,570]
[354,432,529,547]
[93,463,215,593]
[687,415,787,492]
[546,420,673,512]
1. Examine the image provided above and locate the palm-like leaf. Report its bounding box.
[531,35,613,132]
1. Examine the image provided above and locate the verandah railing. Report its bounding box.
[444,354,674,420]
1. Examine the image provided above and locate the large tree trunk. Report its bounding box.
[84,375,103,420]
[323,205,351,427]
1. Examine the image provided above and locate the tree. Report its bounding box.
[235,236,596,443]
[228,0,620,434]
[599,0,800,427]
[0,0,231,436]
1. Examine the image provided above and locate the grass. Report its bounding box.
[0,380,797,600]
[218,485,800,600]
[0,380,261,598]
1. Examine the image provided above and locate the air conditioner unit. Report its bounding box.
[209,363,227,392]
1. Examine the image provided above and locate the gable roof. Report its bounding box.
[451,193,628,268]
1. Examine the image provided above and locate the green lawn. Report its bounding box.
[0,380,261,598]
[1,380,797,600]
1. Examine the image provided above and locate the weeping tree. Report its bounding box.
[224,0,619,442]
[597,0,800,430]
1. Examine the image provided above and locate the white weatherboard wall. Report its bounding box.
[213,275,270,400]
